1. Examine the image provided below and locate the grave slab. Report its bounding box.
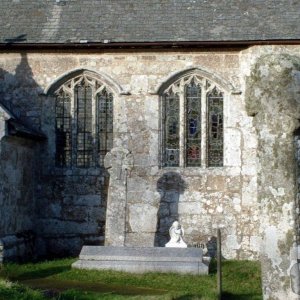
[72,246,209,275]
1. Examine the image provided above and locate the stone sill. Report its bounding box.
[155,166,241,177]
[48,166,243,177]
[50,167,106,176]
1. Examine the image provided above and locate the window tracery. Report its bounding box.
[54,73,113,168]
[162,74,224,167]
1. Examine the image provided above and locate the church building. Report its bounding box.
[0,1,299,299]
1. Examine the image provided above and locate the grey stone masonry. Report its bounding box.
[72,246,208,275]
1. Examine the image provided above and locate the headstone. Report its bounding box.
[104,147,133,246]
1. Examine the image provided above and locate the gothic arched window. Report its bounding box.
[162,74,224,167]
[55,73,113,168]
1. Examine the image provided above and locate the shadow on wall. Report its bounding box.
[155,172,187,247]
[294,127,300,245]
[0,51,44,262]
[0,51,42,129]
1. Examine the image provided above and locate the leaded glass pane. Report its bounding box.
[186,80,201,167]
[207,87,223,167]
[97,89,113,165]
[54,73,114,169]
[75,83,93,168]
[55,92,72,167]
[164,92,179,166]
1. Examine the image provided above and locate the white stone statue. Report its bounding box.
[165,221,187,248]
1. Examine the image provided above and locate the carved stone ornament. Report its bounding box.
[104,147,134,182]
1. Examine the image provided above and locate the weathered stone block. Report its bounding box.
[36,219,99,235]
[64,194,103,206]
[224,54,239,68]
[224,129,241,167]
[129,204,157,233]
[62,206,88,222]
[226,176,241,192]
[206,176,226,191]
[178,202,202,215]
[125,233,155,247]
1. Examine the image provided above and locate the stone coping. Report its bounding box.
[79,246,203,262]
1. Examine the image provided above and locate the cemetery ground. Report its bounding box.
[0,258,262,299]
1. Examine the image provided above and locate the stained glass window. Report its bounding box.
[162,74,224,168]
[186,80,201,167]
[207,88,223,167]
[75,83,93,167]
[97,89,114,165]
[55,91,72,167]
[163,91,180,166]
[55,73,113,168]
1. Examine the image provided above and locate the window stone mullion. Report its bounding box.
[70,80,77,168]
[92,86,97,167]
[179,89,185,167]
[201,86,207,168]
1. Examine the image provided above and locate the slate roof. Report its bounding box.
[0,0,299,46]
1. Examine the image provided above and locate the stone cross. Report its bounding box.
[104,147,134,182]
[104,147,134,246]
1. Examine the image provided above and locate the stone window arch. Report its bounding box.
[161,73,224,167]
[54,72,113,168]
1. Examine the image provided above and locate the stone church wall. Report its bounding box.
[0,49,258,259]
[0,46,299,263]
[0,132,37,261]
[0,56,41,261]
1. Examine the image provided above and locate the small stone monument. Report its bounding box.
[73,246,208,274]
[104,147,134,182]
[73,149,209,275]
[165,221,187,248]
[104,146,134,246]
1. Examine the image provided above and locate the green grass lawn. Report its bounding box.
[0,258,262,300]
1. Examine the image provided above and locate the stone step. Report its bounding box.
[72,246,209,275]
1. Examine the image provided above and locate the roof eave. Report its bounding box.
[1,39,300,50]
[7,119,47,141]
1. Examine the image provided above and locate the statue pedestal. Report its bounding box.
[165,241,187,248]
[72,246,209,275]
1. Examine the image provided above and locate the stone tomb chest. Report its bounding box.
[72,246,208,275]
